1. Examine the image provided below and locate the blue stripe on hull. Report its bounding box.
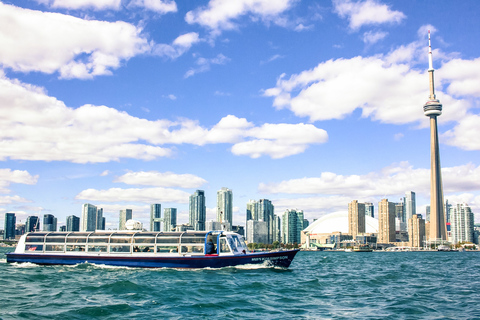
[6,250,299,269]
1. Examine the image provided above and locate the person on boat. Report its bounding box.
[206,239,215,254]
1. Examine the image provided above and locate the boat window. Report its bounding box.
[156,237,178,244]
[231,235,246,250]
[66,245,85,252]
[110,237,132,243]
[180,236,204,244]
[45,245,64,252]
[88,237,109,243]
[25,244,43,252]
[87,245,107,252]
[219,238,231,253]
[133,245,154,253]
[156,245,178,253]
[45,236,66,243]
[109,245,131,253]
[180,245,204,254]
[66,237,87,244]
[134,237,155,244]
[26,236,46,243]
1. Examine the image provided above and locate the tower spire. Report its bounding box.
[427,30,436,100]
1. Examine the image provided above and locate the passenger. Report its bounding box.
[206,239,215,254]
[134,246,140,252]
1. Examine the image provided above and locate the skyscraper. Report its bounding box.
[364,202,374,218]
[150,204,162,231]
[81,203,98,231]
[451,203,474,244]
[408,214,425,248]
[423,31,447,241]
[43,214,57,231]
[405,191,416,222]
[282,209,304,244]
[26,216,40,232]
[66,215,80,231]
[164,208,177,232]
[189,190,206,231]
[119,209,133,230]
[3,212,16,240]
[348,200,365,239]
[96,208,105,230]
[217,187,233,229]
[378,199,396,244]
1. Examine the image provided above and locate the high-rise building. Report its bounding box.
[66,215,80,231]
[245,199,275,244]
[26,216,40,232]
[150,204,162,231]
[348,200,365,239]
[189,190,206,231]
[43,214,57,232]
[423,32,447,241]
[81,203,98,231]
[273,215,281,243]
[59,226,66,232]
[365,202,374,218]
[378,199,396,244]
[246,220,268,244]
[3,213,16,240]
[451,203,474,244]
[164,208,177,232]
[96,208,105,230]
[119,209,133,230]
[217,187,233,229]
[282,209,304,244]
[405,191,416,222]
[409,214,426,248]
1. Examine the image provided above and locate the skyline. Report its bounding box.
[1,0,480,230]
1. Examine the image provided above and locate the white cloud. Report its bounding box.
[128,0,177,13]
[0,3,151,79]
[35,0,122,10]
[333,0,406,31]
[0,74,326,162]
[100,170,111,177]
[185,0,296,36]
[294,23,313,32]
[115,171,207,188]
[443,114,480,151]
[153,32,201,60]
[75,187,191,203]
[362,30,387,44]
[0,169,38,194]
[184,53,230,78]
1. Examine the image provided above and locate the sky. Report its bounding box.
[1,0,480,231]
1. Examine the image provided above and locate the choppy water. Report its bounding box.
[1,247,479,319]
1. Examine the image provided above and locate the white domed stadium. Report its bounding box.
[304,212,379,234]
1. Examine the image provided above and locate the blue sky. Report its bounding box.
[1,0,480,230]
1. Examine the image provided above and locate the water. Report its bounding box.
[1,247,479,319]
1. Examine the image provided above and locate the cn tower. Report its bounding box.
[423,31,447,241]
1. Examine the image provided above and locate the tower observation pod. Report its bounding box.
[424,31,447,241]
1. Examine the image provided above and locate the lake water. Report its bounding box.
[1,247,479,319]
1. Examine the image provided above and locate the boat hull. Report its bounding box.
[6,249,299,269]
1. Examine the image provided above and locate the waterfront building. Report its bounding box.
[119,209,133,230]
[245,199,275,244]
[282,209,304,244]
[348,200,365,239]
[206,220,223,231]
[150,204,162,232]
[405,191,416,222]
[246,220,268,244]
[408,214,425,248]
[81,203,98,231]
[423,32,447,241]
[16,223,25,236]
[451,203,474,244]
[175,224,194,232]
[66,215,80,231]
[378,199,396,244]
[96,208,105,230]
[163,208,177,232]
[426,206,430,222]
[189,190,206,231]
[217,187,233,230]
[26,216,40,232]
[43,214,57,232]
[3,213,16,240]
[59,226,66,232]
[395,199,405,222]
[231,225,245,237]
[365,203,374,218]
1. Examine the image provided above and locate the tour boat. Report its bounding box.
[6,230,299,269]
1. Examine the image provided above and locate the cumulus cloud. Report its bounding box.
[0,3,151,79]
[75,187,191,203]
[184,53,230,78]
[115,171,207,188]
[333,0,406,31]
[153,32,201,60]
[34,0,122,10]
[128,0,177,13]
[0,74,326,162]
[362,30,387,44]
[0,169,38,194]
[185,0,295,36]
